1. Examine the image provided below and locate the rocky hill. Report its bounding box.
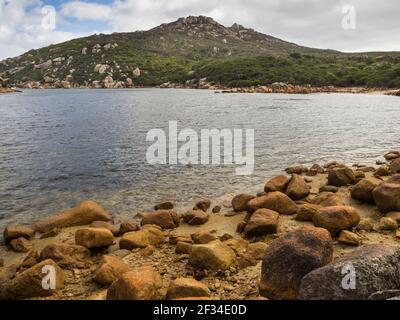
[1,16,400,89]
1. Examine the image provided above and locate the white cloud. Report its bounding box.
[60,1,112,21]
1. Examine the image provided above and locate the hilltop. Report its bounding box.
[1,16,400,89]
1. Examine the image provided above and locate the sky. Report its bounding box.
[1,0,399,60]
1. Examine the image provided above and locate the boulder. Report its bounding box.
[372,175,400,213]
[351,178,382,204]
[20,250,40,269]
[9,237,32,253]
[175,242,193,254]
[75,227,114,249]
[375,166,390,177]
[295,203,321,222]
[223,237,249,255]
[243,209,279,237]
[264,175,290,193]
[154,201,174,210]
[182,210,209,225]
[299,245,400,300]
[386,212,400,224]
[3,226,34,244]
[285,165,308,175]
[166,278,210,300]
[338,230,361,246]
[379,217,398,231]
[260,226,333,300]
[390,159,400,174]
[194,199,211,212]
[119,226,164,250]
[327,167,356,187]
[140,210,180,229]
[212,206,221,213]
[247,192,298,215]
[319,185,339,193]
[116,221,140,236]
[106,266,163,300]
[385,151,400,161]
[191,231,216,244]
[312,192,344,207]
[0,259,64,300]
[189,240,236,271]
[34,200,111,233]
[356,218,375,231]
[285,174,311,200]
[313,206,360,235]
[90,221,119,236]
[231,194,255,212]
[93,255,131,286]
[40,244,91,269]
[169,234,192,245]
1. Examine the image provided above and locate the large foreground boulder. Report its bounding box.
[299,245,400,300]
[351,178,382,204]
[313,206,360,235]
[3,226,35,244]
[119,226,164,249]
[247,192,298,215]
[34,200,111,233]
[106,266,163,300]
[93,255,131,286]
[373,175,400,213]
[259,226,333,300]
[232,194,255,212]
[189,240,236,271]
[75,227,114,249]
[140,210,180,229]
[328,167,356,187]
[243,209,279,237]
[285,174,311,200]
[40,243,91,269]
[0,259,64,300]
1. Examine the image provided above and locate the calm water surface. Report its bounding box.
[0,89,399,229]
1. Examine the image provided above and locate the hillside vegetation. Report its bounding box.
[1,16,400,88]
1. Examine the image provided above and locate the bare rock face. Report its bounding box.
[40,244,91,270]
[373,175,400,213]
[93,255,131,286]
[140,210,180,229]
[285,174,311,200]
[33,200,111,233]
[75,227,114,249]
[106,266,163,300]
[328,167,356,187]
[299,245,400,300]
[247,192,298,215]
[259,226,333,300]
[119,226,165,250]
[166,278,210,300]
[313,206,360,235]
[264,175,290,193]
[231,194,255,212]
[189,240,236,271]
[3,225,35,244]
[0,259,64,300]
[182,210,210,225]
[243,209,279,238]
[351,178,382,204]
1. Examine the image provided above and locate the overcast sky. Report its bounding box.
[1,0,399,60]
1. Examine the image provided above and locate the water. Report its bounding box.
[0,88,399,229]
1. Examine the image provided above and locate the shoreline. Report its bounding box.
[2,84,399,96]
[1,152,400,300]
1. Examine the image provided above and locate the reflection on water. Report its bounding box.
[0,89,399,228]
